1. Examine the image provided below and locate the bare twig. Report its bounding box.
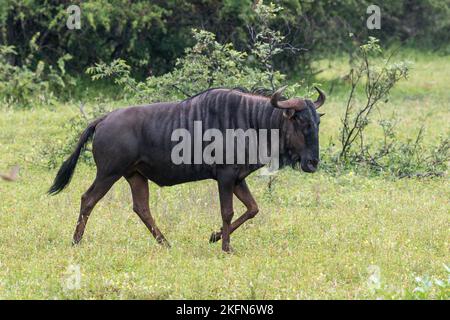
[78,102,88,120]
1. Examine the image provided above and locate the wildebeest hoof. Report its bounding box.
[222,245,234,254]
[156,236,171,248]
[162,241,171,248]
[209,232,221,243]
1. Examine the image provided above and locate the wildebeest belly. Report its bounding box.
[135,161,216,186]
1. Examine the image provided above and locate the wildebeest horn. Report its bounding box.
[271,85,307,111]
[270,85,288,108]
[313,86,326,109]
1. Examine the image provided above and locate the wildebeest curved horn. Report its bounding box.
[270,85,288,108]
[313,86,326,109]
[271,85,307,111]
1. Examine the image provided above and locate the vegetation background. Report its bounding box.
[0,0,448,299]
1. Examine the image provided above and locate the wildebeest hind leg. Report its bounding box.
[73,175,119,245]
[126,173,170,247]
[216,178,235,252]
[210,180,259,243]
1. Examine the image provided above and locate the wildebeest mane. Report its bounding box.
[180,86,287,104]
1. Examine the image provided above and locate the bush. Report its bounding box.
[0,44,73,108]
[380,264,450,299]
[321,38,449,178]
[85,2,299,104]
[1,1,448,78]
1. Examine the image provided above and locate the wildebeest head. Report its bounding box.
[271,86,326,173]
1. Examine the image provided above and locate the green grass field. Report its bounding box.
[0,51,448,299]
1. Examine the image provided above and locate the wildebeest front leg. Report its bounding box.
[126,173,170,247]
[217,178,234,253]
[210,179,259,243]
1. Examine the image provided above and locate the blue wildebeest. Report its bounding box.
[49,86,325,252]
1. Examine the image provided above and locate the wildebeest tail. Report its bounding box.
[48,116,106,195]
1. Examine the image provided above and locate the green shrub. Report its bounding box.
[407,265,450,300]
[381,265,450,299]
[86,2,297,104]
[2,1,448,78]
[321,37,449,178]
[0,44,73,108]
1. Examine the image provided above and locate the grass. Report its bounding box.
[0,50,449,299]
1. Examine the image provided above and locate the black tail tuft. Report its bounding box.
[48,116,105,195]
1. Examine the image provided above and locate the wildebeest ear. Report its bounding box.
[319,112,325,117]
[283,109,296,119]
